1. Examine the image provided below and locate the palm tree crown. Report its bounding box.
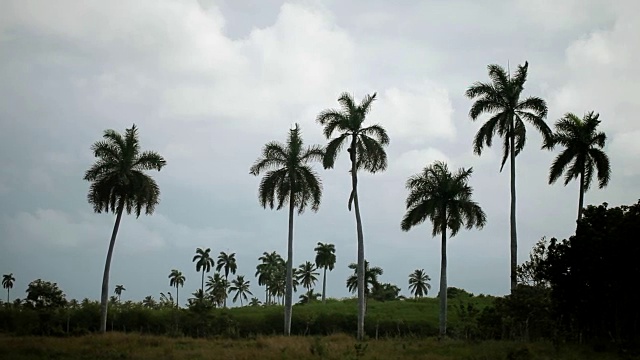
[2,273,15,303]
[193,247,214,296]
[408,269,432,298]
[114,285,125,301]
[296,261,319,291]
[314,242,336,303]
[229,275,253,307]
[168,269,185,308]
[346,261,383,295]
[83,124,166,333]
[216,252,237,280]
[548,111,611,221]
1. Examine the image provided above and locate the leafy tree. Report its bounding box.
[314,242,336,303]
[370,282,401,302]
[83,124,166,332]
[250,124,323,335]
[401,161,486,337]
[2,273,14,304]
[114,285,125,302]
[229,275,253,307]
[317,92,389,340]
[215,252,237,308]
[25,279,67,309]
[298,289,321,304]
[465,62,551,292]
[192,247,214,299]
[408,269,431,298]
[296,261,319,292]
[346,261,383,309]
[159,292,174,308]
[168,269,185,308]
[548,111,611,221]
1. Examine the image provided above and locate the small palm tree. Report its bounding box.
[83,124,166,332]
[296,261,319,292]
[298,289,321,304]
[346,261,383,296]
[408,269,431,298]
[206,272,229,307]
[215,252,237,307]
[401,161,486,337]
[142,295,156,309]
[192,247,214,298]
[114,285,125,302]
[249,297,262,307]
[168,269,185,308]
[317,92,389,340]
[229,275,253,307]
[2,273,15,303]
[314,242,336,303]
[250,124,324,335]
[466,62,551,293]
[548,111,611,221]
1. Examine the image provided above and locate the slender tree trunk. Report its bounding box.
[176,285,179,309]
[284,188,295,335]
[350,138,366,341]
[509,130,518,293]
[578,170,585,222]
[439,222,448,338]
[224,274,228,308]
[6,289,8,304]
[265,287,268,305]
[322,267,327,304]
[100,202,125,333]
[200,271,204,301]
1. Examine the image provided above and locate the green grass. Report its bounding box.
[0,332,620,360]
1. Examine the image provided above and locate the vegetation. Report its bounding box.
[408,269,431,299]
[401,161,486,337]
[2,273,14,303]
[465,61,552,293]
[317,92,390,340]
[314,242,336,304]
[83,124,167,332]
[548,111,611,221]
[168,270,185,308]
[216,252,237,308]
[114,285,125,302]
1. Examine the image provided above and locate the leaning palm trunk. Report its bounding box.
[283,188,295,335]
[350,139,366,341]
[100,202,125,333]
[439,222,448,337]
[322,267,327,304]
[509,129,518,293]
[578,170,585,222]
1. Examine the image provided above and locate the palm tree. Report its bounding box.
[346,261,383,299]
[2,273,15,303]
[255,251,283,305]
[298,289,321,304]
[249,297,262,307]
[314,242,336,303]
[465,62,552,293]
[401,161,486,337]
[192,247,214,298]
[296,261,319,292]
[317,92,389,340]
[249,124,324,335]
[548,111,611,221]
[215,251,237,307]
[114,285,125,302]
[168,269,185,308]
[83,124,167,333]
[408,269,431,298]
[142,295,156,309]
[229,275,253,307]
[206,272,229,307]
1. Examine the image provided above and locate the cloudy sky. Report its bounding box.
[1,0,638,305]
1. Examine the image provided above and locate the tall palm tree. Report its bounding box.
[296,261,319,292]
[206,272,229,307]
[401,161,486,337]
[193,247,214,298]
[346,261,383,298]
[168,269,185,308]
[83,124,166,332]
[255,251,285,305]
[229,275,253,307]
[114,285,125,302]
[215,252,237,308]
[314,242,336,303]
[548,111,611,221]
[249,124,324,335]
[465,61,551,293]
[317,92,389,340]
[408,269,431,298]
[2,273,15,303]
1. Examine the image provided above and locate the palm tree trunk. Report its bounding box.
[578,170,585,222]
[284,188,295,336]
[100,202,125,333]
[224,275,228,308]
[350,139,366,341]
[509,131,518,293]
[6,289,9,304]
[200,272,204,301]
[322,267,327,304]
[439,222,448,338]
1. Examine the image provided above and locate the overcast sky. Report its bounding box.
[1,0,638,306]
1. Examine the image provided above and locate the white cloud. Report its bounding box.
[393,148,450,176]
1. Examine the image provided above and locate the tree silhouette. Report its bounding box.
[314,242,336,303]
[408,269,431,298]
[168,269,185,308]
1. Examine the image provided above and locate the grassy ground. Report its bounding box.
[0,332,621,360]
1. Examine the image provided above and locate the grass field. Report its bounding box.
[0,332,621,360]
